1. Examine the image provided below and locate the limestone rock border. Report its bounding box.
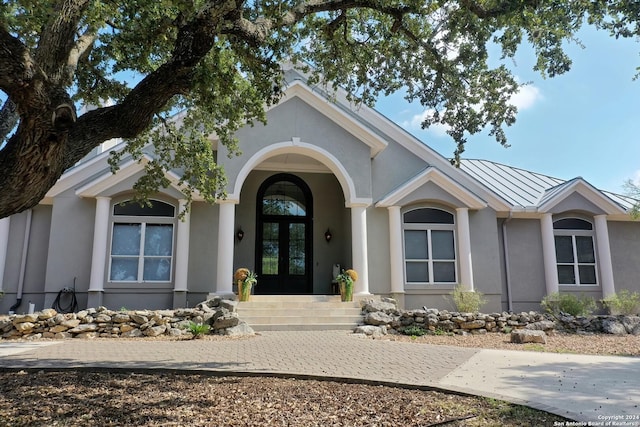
[0,297,254,340]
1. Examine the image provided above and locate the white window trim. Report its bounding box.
[108,199,176,284]
[402,208,458,286]
[554,219,599,287]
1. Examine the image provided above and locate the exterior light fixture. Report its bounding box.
[324,228,332,242]
[236,228,245,242]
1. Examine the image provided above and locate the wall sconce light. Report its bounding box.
[324,228,332,243]
[236,228,245,242]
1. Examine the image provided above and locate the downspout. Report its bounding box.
[9,209,32,313]
[501,212,513,313]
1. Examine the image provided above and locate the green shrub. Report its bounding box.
[187,322,211,339]
[451,284,486,313]
[541,292,596,317]
[602,290,640,315]
[402,325,427,337]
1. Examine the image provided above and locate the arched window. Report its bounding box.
[109,199,176,282]
[553,217,597,286]
[403,208,456,284]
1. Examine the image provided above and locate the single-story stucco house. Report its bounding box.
[1,67,639,314]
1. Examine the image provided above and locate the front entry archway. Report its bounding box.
[255,174,313,294]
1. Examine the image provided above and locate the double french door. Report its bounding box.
[255,174,312,294]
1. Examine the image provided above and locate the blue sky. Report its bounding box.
[375,27,640,195]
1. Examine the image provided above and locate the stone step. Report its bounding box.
[238,307,362,317]
[249,323,358,331]
[235,294,373,331]
[238,314,363,325]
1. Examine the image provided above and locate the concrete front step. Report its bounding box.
[236,294,370,331]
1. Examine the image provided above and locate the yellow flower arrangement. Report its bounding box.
[234,268,249,282]
[345,269,358,282]
[235,268,257,301]
[336,269,357,302]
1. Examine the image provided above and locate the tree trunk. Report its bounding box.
[0,115,70,218]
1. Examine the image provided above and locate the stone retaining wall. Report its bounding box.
[356,298,554,336]
[356,298,640,336]
[0,297,254,340]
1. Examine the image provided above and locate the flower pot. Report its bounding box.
[339,281,353,302]
[238,280,252,302]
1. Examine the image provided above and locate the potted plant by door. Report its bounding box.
[336,269,357,302]
[234,268,258,301]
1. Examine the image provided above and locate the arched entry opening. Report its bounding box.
[255,173,313,294]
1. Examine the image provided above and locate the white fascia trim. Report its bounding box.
[75,156,148,197]
[75,154,202,201]
[45,140,129,200]
[279,81,388,158]
[538,179,627,215]
[375,167,487,210]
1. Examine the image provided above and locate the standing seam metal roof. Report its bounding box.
[459,159,636,211]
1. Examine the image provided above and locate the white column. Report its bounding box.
[540,213,559,295]
[351,205,370,295]
[215,200,236,296]
[456,208,474,291]
[594,215,615,298]
[173,199,190,292]
[388,206,404,294]
[0,217,10,291]
[88,197,111,292]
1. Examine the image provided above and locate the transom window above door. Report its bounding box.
[553,217,598,286]
[262,180,307,216]
[403,208,457,285]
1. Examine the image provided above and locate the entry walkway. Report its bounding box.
[1,331,638,423]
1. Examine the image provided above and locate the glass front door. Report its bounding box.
[256,174,312,294]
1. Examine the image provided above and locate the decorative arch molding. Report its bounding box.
[228,138,371,208]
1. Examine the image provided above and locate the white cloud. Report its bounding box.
[401,82,542,137]
[510,84,542,111]
[632,170,640,186]
[402,109,450,137]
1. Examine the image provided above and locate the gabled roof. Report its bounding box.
[459,159,636,214]
[376,166,487,209]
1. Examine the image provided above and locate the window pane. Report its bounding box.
[432,230,455,260]
[554,236,574,263]
[112,224,141,255]
[553,218,592,230]
[575,236,595,263]
[143,258,171,281]
[262,223,279,275]
[578,265,597,284]
[110,258,138,281]
[114,200,175,217]
[289,223,305,275]
[433,262,456,282]
[144,224,173,256]
[263,181,306,216]
[404,208,454,224]
[404,230,428,259]
[557,265,576,284]
[406,262,428,283]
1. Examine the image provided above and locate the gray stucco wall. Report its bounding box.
[370,139,428,201]
[608,220,640,294]
[186,201,219,295]
[548,193,607,215]
[366,206,391,295]
[468,208,502,312]
[43,195,95,310]
[0,205,52,314]
[503,219,546,312]
[221,97,373,201]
